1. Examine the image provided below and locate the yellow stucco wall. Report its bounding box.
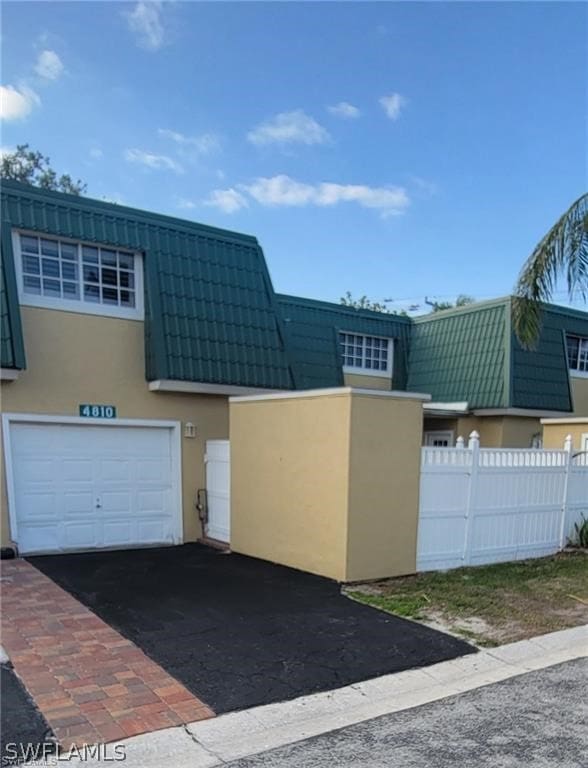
[230,392,351,580]
[346,393,423,580]
[230,390,424,582]
[343,373,392,391]
[0,306,230,547]
[423,415,542,448]
[499,417,543,448]
[542,419,588,450]
[571,376,588,416]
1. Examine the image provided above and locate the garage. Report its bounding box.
[3,415,182,555]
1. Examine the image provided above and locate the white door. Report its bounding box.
[205,440,230,543]
[8,421,180,554]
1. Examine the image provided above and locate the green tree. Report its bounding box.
[1,144,87,195]
[340,292,391,313]
[513,194,588,348]
[340,292,410,315]
[426,294,475,313]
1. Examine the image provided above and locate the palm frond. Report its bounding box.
[513,193,588,348]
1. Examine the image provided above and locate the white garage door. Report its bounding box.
[6,420,181,554]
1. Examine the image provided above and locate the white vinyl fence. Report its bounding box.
[417,432,588,571]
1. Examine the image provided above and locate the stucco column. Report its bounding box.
[345,391,427,581]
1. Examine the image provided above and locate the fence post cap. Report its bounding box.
[456,436,465,448]
[564,434,573,451]
[468,430,480,449]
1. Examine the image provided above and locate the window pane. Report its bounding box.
[83,265,100,283]
[82,246,99,264]
[23,275,41,295]
[42,258,60,278]
[41,238,59,257]
[119,271,135,289]
[567,336,580,369]
[120,290,135,307]
[43,279,61,296]
[22,255,40,275]
[102,286,118,305]
[579,339,588,372]
[60,242,77,260]
[100,249,117,267]
[101,267,118,286]
[61,262,77,281]
[119,252,134,269]
[21,236,39,254]
[63,282,80,299]
[84,284,100,302]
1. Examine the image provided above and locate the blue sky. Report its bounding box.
[2,1,586,312]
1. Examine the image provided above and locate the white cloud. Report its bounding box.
[177,198,197,210]
[124,148,183,173]
[204,188,248,214]
[34,50,64,80]
[245,176,315,207]
[327,101,360,119]
[0,84,40,121]
[207,175,409,217]
[126,1,165,51]
[0,145,15,159]
[379,93,406,121]
[158,128,220,155]
[89,147,103,159]
[247,110,330,146]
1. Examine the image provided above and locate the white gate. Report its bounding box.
[204,440,230,544]
[417,432,588,571]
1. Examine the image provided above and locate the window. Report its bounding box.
[566,335,588,375]
[339,332,392,377]
[424,430,454,447]
[16,232,143,320]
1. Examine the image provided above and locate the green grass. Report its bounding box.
[348,552,588,646]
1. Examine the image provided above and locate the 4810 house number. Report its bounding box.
[79,404,117,419]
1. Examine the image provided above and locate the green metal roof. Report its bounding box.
[1,181,294,389]
[2,182,587,406]
[409,298,588,412]
[1,222,26,370]
[277,294,412,390]
[510,303,588,411]
[407,299,509,409]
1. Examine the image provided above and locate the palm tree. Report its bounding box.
[512,193,588,347]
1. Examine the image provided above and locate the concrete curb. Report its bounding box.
[44,625,587,767]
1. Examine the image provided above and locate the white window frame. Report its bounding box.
[565,334,588,379]
[13,230,144,321]
[424,430,455,447]
[339,331,393,378]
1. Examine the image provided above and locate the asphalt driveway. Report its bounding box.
[31,545,474,714]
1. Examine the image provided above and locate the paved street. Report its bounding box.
[229,659,588,767]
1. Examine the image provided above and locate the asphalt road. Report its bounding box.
[229,659,588,767]
[0,664,55,766]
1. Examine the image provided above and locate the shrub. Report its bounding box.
[571,515,588,548]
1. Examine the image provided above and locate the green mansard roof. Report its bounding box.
[2,180,587,411]
[1,180,295,389]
